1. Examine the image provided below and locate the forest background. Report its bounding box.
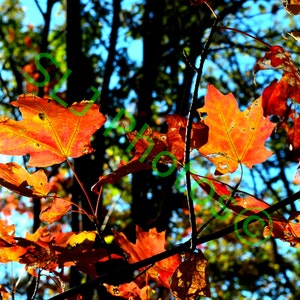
[0,0,300,299]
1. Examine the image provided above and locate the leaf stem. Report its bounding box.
[196,164,243,236]
[219,26,271,48]
[66,159,96,219]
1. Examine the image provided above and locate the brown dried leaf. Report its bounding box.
[171,251,211,299]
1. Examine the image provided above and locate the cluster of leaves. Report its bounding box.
[1,59,300,298]
[1,0,300,299]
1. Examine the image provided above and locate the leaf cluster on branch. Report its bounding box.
[1,0,300,299]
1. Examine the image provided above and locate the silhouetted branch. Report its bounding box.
[49,190,300,300]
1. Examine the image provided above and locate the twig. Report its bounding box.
[100,197,118,232]
[184,17,220,249]
[33,0,45,17]
[49,190,300,300]
[197,164,244,236]
[219,26,271,48]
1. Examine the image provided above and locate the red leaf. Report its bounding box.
[92,116,208,192]
[197,85,275,174]
[193,174,300,247]
[92,126,167,192]
[0,95,106,167]
[264,211,300,247]
[281,110,300,161]
[192,174,277,217]
[92,157,152,191]
[165,114,208,162]
[254,46,300,116]
[261,79,290,117]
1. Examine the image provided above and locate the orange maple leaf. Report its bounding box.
[0,162,51,197]
[113,226,181,289]
[39,197,72,224]
[197,85,275,174]
[0,220,17,246]
[0,94,106,167]
[0,220,27,263]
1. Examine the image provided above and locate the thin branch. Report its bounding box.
[34,0,45,17]
[196,164,243,236]
[184,17,220,249]
[49,186,300,299]
[99,0,121,111]
[219,26,272,48]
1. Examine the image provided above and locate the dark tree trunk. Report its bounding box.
[66,1,106,297]
[131,0,175,232]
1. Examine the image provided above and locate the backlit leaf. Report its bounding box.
[0,94,106,167]
[193,174,300,247]
[254,46,300,117]
[197,85,275,174]
[113,226,181,288]
[0,246,27,263]
[165,114,208,162]
[171,251,211,299]
[0,162,51,197]
[0,220,16,246]
[39,197,72,224]
[92,126,167,192]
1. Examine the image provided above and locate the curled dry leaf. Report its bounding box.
[282,0,300,15]
[0,94,106,167]
[171,251,211,299]
[254,45,300,117]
